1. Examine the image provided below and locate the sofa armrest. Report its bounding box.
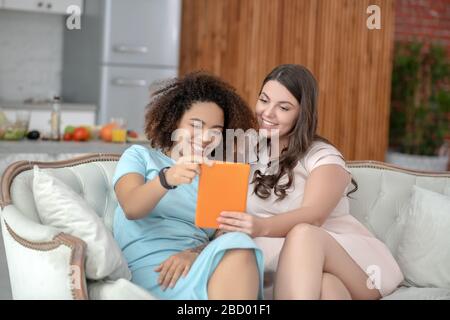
[1,205,88,299]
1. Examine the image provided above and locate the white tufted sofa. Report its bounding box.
[1,154,449,300]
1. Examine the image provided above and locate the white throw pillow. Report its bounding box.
[32,166,131,281]
[397,185,450,289]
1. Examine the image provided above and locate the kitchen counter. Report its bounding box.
[0,140,149,206]
[0,140,147,154]
[1,101,98,135]
[0,100,97,112]
[0,140,149,181]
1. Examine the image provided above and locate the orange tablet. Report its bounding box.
[195,162,250,229]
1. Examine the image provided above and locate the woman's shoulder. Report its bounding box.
[121,144,171,165]
[122,144,152,159]
[113,145,166,186]
[300,140,348,174]
[123,144,163,156]
[305,140,342,157]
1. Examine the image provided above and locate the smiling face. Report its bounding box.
[173,101,224,158]
[255,80,300,146]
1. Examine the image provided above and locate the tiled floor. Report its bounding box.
[0,230,12,299]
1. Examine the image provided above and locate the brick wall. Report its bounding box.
[395,0,450,53]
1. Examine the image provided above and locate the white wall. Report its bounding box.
[0,10,64,101]
[0,11,65,299]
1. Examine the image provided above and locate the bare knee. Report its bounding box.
[280,223,327,262]
[285,223,321,242]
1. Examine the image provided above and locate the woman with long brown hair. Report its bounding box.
[217,64,404,299]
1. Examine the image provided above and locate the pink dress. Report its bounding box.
[246,141,404,297]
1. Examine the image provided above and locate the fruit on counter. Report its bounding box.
[0,111,10,139]
[112,128,127,143]
[3,127,27,140]
[63,132,73,141]
[100,123,119,142]
[83,125,93,139]
[63,125,94,141]
[73,127,90,141]
[127,130,138,138]
[0,111,28,140]
[64,125,75,134]
[26,130,40,140]
[0,111,7,126]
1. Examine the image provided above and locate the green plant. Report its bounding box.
[390,41,450,156]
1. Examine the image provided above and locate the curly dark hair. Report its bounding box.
[144,72,257,153]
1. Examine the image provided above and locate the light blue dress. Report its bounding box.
[113,145,264,299]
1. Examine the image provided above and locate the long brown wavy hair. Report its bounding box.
[252,64,358,201]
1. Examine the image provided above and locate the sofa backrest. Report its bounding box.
[2,156,450,254]
[1,155,120,232]
[347,162,450,254]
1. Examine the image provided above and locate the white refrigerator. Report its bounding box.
[62,0,181,133]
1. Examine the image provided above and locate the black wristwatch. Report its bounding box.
[159,166,177,190]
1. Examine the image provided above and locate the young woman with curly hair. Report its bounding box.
[112,72,264,300]
[217,64,404,300]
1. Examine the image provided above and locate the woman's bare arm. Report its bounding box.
[115,156,204,220]
[263,164,351,237]
[114,173,168,220]
[217,164,352,237]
